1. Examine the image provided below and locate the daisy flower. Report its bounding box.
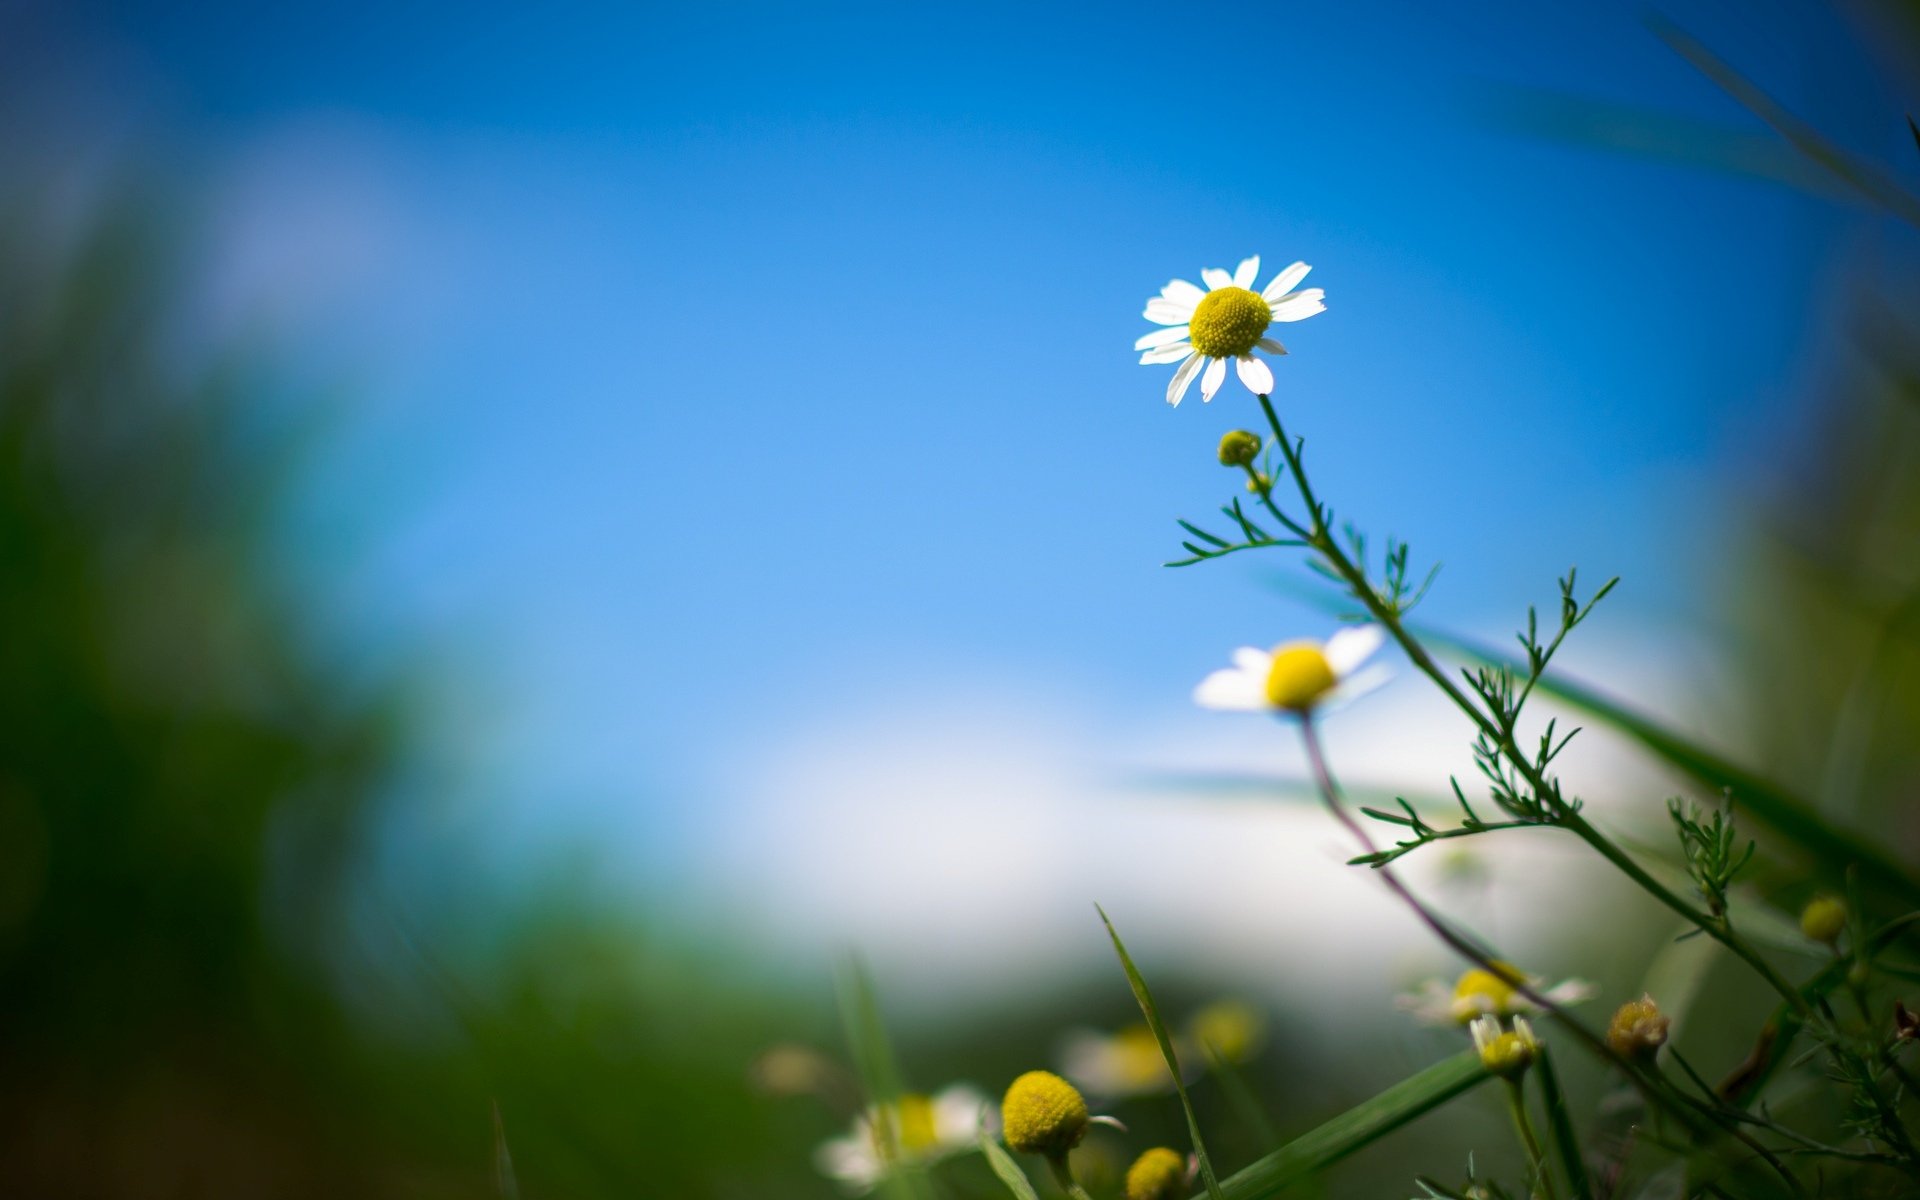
[1397,962,1596,1027]
[814,1084,991,1193]
[1193,626,1388,715]
[1135,255,1326,406]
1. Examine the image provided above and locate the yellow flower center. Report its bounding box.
[1186,286,1272,359]
[1264,642,1337,711]
[1450,962,1525,1023]
[1112,1025,1173,1089]
[1001,1070,1090,1157]
[1189,1001,1261,1063]
[1125,1147,1188,1200]
[871,1093,940,1161]
[1477,1029,1536,1078]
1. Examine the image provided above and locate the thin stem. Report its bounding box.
[1506,1078,1558,1200]
[1295,714,1808,1197]
[1254,393,1815,1023]
[1044,1154,1094,1200]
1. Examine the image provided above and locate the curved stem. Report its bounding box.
[1044,1153,1094,1200]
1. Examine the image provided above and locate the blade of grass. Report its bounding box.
[1422,628,1920,908]
[1535,1048,1594,1200]
[981,1132,1043,1200]
[1201,1042,1278,1147]
[1095,904,1227,1200]
[1207,1053,1490,1199]
[835,955,934,1200]
[1650,17,1920,229]
[492,1101,520,1200]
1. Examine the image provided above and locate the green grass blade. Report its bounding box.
[1095,905,1227,1200]
[1206,1053,1490,1199]
[835,956,934,1200]
[1535,1047,1594,1200]
[1651,17,1920,229]
[1423,629,1920,907]
[980,1132,1042,1200]
[492,1101,521,1200]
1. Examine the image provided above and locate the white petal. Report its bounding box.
[1165,352,1204,406]
[1261,261,1311,302]
[1199,355,1228,403]
[1232,255,1260,288]
[1235,355,1274,395]
[1194,665,1267,710]
[932,1085,993,1142]
[1322,664,1392,711]
[1541,978,1597,1007]
[1201,267,1233,290]
[1143,297,1194,325]
[1135,325,1191,351]
[1270,288,1326,322]
[1160,279,1206,307]
[1230,646,1273,675]
[1139,341,1193,364]
[1323,625,1385,675]
[1256,337,1287,355]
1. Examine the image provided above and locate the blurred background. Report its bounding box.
[2,0,1919,1195]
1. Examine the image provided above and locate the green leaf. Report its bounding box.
[1650,18,1920,229]
[492,1101,520,1200]
[1207,1053,1490,1199]
[835,956,934,1200]
[1095,904,1227,1200]
[1423,629,1920,908]
[980,1133,1042,1200]
[1535,1048,1594,1200]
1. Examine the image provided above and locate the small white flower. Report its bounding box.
[1398,963,1596,1027]
[1193,626,1388,715]
[1135,255,1325,406]
[1470,1014,1541,1078]
[814,1084,992,1193]
[1058,1023,1191,1100]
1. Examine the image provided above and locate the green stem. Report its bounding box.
[1535,1047,1594,1200]
[1255,393,1814,1024]
[1044,1154,1094,1200]
[1506,1078,1558,1200]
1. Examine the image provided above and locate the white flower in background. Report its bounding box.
[1193,626,1388,715]
[1058,1023,1190,1100]
[814,1084,992,1193]
[1135,255,1326,406]
[1398,963,1596,1027]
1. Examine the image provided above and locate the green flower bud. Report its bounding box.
[1801,895,1846,945]
[1217,430,1262,467]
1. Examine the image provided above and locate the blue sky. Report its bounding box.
[19,1,1916,889]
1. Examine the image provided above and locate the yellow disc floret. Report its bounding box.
[1125,1147,1188,1200]
[1186,286,1272,359]
[1801,894,1847,944]
[1606,994,1671,1060]
[1264,642,1337,711]
[893,1093,938,1156]
[1001,1070,1090,1158]
[1450,962,1526,1024]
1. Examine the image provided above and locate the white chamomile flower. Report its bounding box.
[1193,626,1388,715]
[814,1084,992,1193]
[1135,255,1326,406]
[1397,963,1596,1027]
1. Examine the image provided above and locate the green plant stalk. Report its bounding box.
[1506,1078,1558,1200]
[1292,623,1806,1195]
[1045,1155,1095,1200]
[1535,1047,1595,1200]
[1254,395,1814,1024]
[1294,717,1808,1195]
